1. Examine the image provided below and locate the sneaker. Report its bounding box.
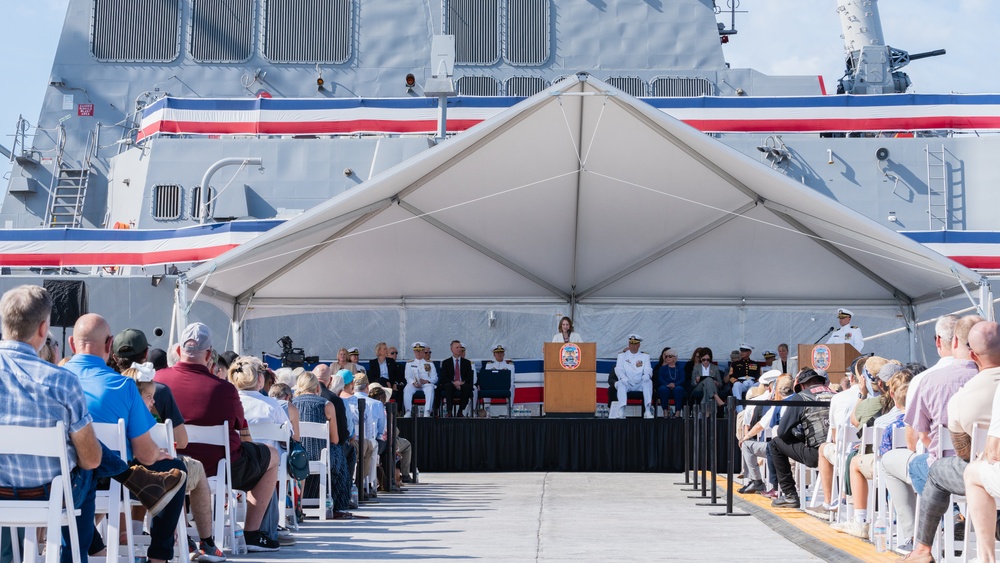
[771,494,800,508]
[759,489,779,499]
[243,530,279,553]
[643,410,654,419]
[187,537,201,561]
[122,466,187,518]
[830,520,868,538]
[804,505,833,519]
[894,538,914,554]
[276,527,296,547]
[738,480,765,494]
[197,538,225,562]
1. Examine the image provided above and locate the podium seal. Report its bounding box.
[811,345,832,371]
[559,343,582,370]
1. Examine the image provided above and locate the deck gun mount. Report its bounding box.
[836,0,945,94]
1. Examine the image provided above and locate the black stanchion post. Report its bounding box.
[410,405,419,484]
[689,401,709,499]
[696,402,722,506]
[683,403,700,491]
[711,396,751,517]
[384,401,397,493]
[673,404,691,485]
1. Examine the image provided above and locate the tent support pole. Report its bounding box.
[981,280,995,321]
[176,277,190,335]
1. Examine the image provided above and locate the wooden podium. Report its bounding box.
[797,343,861,386]
[543,342,597,416]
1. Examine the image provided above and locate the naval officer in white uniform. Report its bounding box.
[404,341,438,417]
[484,344,516,399]
[827,307,864,351]
[610,334,654,419]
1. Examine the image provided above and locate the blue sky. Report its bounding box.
[1,0,998,178]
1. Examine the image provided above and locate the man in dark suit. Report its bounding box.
[439,340,475,417]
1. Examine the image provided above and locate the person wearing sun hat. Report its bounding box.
[609,334,653,419]
[827,307,864,351]
[403,342,437,417]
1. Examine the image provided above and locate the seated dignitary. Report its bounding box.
[484,344,516,408]
[403,342,437,417]
[155,322,281,551]
[773,343,796,377]
[609,334,653,419]
[368,342,398,392]
[654,347,685,418]
[0,285,180,563]
[690,348,725,407]
[903,320,1000,563]
[64,314,189,563]
[439,340,474,417]
[769,368,835,508]
[729,344,761,410]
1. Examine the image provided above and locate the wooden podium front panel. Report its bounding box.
[798,343,860,386]
[543,342,596,372]
[543,371,597,414]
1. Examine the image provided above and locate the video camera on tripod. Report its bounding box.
[277,335,318,368]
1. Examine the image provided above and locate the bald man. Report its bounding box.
[65,314,188,563]
[910,320,1000,561]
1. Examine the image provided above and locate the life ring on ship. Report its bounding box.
[103,222,131,274]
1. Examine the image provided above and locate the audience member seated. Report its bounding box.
[905,320,998,562]
[64,314,189,563]
[769,368,835,509]
[879,314,982,552]
[738,372,791,495]
[154,322,281,552]
[729,345,761,411]
[808,359,863,519]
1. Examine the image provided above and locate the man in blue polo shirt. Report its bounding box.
[65,313,187,563]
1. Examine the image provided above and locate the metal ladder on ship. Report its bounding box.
[44,126,96,228]
[925,144,948,230]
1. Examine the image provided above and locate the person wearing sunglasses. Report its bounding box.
[654,347,684,417]
[690,348,725,408]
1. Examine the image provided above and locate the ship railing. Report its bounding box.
[41,125,66,228]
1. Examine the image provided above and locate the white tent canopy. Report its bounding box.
[181,75,989,357]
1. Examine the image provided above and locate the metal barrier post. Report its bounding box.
[711,396,751,517]
[674,404,691,485]
[689,401,709,499]
[356,398,368,502]
[384,401,397,493]
[697,403,722,506]
[683,403,700,491]
[410,405,419,484]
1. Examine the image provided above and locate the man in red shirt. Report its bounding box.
[154,322,280,552]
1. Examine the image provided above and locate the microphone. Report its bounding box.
[813,326,836,345]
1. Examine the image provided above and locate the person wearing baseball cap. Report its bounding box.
[609,334,653,419]
[403,342,437,417]
[827,308,864,351]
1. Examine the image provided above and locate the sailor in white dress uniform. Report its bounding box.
[826,307,864,351]
[610,334,654,419]
[404,341,438,417]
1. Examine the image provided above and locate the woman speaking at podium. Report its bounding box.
[552,316,583,343]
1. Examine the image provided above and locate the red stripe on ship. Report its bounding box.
[682,116,1000,132]
[947,255,1000,269]
[138,119,486,140]
[0,245,239,267]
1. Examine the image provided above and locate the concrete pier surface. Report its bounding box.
[239,472,828,562]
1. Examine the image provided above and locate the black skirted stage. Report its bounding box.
[396,417,730,473]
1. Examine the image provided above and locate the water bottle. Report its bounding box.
[325,493,334,519]
[350,483,359,509]
[873,514,887,552]
[233,526,248,555]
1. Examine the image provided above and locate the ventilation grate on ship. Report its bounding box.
[446,0,500,65]
[152,184,182,220]
[505,76,546,97]
[505,0,549,65]
[457,76,500,96]
[264,0,352,64]
[604,76,647,97]
[92,0,181,62]
[651,77,715,97]
[190,186,215,220]
[191,0,255,63]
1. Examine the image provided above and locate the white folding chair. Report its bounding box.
[247,422,291,527]
[297,421,330,521]
[184,423,236,553]
[828,424,861,522]
[0,422,81,563]
[880,426,908,550]
[147,421,191,563]
[90,420,134,563]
